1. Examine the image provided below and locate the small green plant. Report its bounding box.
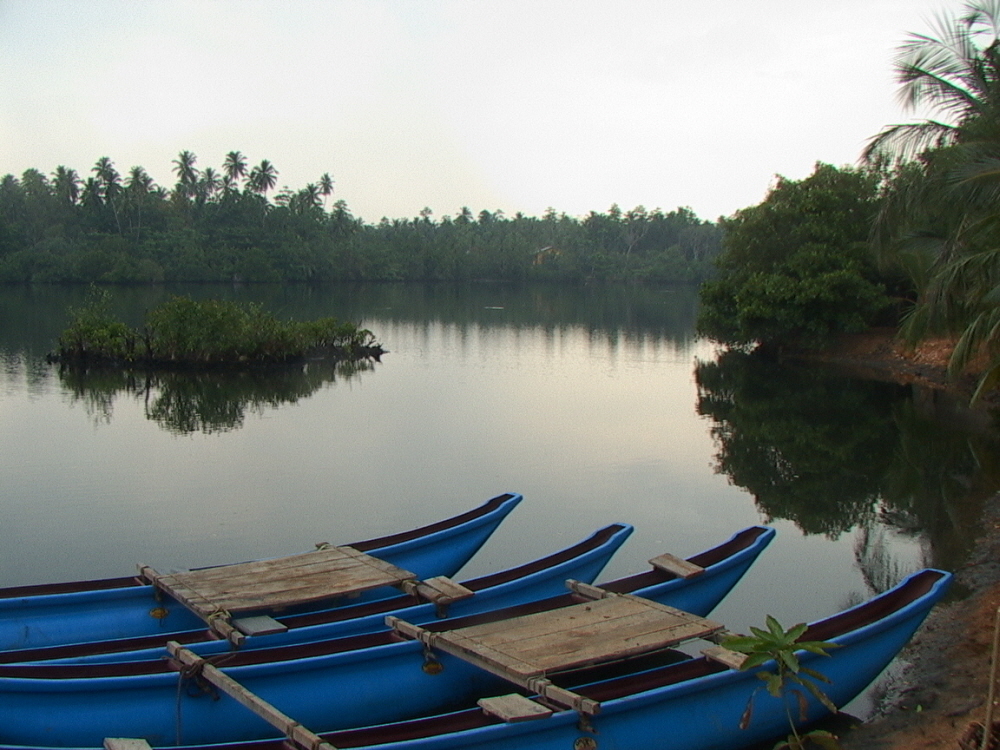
[723,616,842,750]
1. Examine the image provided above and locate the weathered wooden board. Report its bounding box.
[395,595,724,679]
[167,642,337,750]
[142,546,415,615]
[477,694,553,722]
[702,645,749,670]
[407,576,475,605]
[649,553,705,578]
[104,740,153,750]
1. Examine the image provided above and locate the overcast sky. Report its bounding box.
[0,0,949,223]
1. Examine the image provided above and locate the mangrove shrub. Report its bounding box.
[698,163,891,350]
[55,289,380,366]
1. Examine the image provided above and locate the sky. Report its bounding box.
[0,0,950,224]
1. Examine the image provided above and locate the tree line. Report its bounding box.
[698,0,1000,401]
[0,149,722,285]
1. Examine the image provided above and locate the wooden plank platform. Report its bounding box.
[141,546,416,644]
[142,546,415,613]
[389,594,724,714]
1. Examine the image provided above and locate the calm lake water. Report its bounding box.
[2,282,999,721]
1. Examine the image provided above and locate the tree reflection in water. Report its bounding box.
[695,349,1000,580]
[57,359,375,435]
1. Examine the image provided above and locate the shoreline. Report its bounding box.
[799,330,1000,749]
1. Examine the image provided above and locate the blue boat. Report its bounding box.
[0,493,523,652]
[310,568,946,750]
[0,526,776,747]
[5,523,635,665]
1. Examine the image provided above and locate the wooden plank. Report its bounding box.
[146,547,407,595]
[409,576,475,605]
[154,547,370,584]
[477,694,553,722]
[233,615,288,637]
[174,552,409,602]
[566,580,615,601]
[702,645,749,670]
[104,740,153,750]
[443,600,721,676]
[142,547,415,614]
[167,642,339,750]
[649,553,705,579]
[391,595,724,680]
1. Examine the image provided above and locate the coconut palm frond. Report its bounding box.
[962,0,1000,43]
[948,301,1000,401]
[897,51,984,119]
[951,154,1000,183]
[863,121,958,164]
[969,362,1000,402]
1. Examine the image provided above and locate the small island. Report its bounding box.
[49,289,383,368]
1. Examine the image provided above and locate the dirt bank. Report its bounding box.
[839,492,1000,750]
[799,330,1000,750]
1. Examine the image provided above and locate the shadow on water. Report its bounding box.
[0,281,701,351]
[0,281,700,435]
[696,347,1000,745]
[695,348,1000,577]
[54,359,375,435]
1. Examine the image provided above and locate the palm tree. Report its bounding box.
[125,166,156,240]
[172,150,199,198]
[92,157,120,198]
[248,159,278,197]
[125,165,154,193]
[864,0,1000,163]
[197,167,221,203]
[80,176,102,207]
[319,172,334,210]
[51,166,81,205]
[865,0,1000,401]
[92,156,123,234]
[223,151,248,190]
[296,183,321,214]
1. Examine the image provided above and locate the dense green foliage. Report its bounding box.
[864,0,1000,400]
[697,1,1000,401]
[0,152,722,285]
[698,164,892,350]
[55,288,379,366]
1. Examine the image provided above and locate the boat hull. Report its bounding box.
[330,569,950,750]
[17,523,635,665]
[0,493,522,652]
[0,526,776,747]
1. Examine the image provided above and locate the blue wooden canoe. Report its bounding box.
[0,526,776,747]
[1,523,635,664]
[0,566,949,750]
[315,568,951,750]
[0,493,522,652]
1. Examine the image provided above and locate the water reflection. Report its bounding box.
[56,359,375,435]
[695,349,1000,574]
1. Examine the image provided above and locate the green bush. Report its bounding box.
[58,287,135,360]
[56,292,379,366]
[699,163,891,350]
